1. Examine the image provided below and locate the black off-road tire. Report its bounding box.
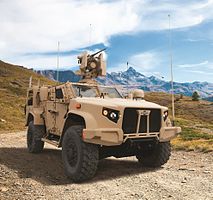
[27,121,45,153]
[136,142,171,167]
[62,125,99,183]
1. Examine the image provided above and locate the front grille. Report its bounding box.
[122,108,161,134]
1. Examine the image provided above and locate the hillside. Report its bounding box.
[0,60,54,132]
[203,96,213,102]
[145,92,213,151]
[37,69,81,83]
[37,67,213,99]
[0,61,212,151]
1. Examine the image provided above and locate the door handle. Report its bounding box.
[48,110,58,114]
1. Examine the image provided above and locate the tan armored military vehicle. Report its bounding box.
[25,49,181,182]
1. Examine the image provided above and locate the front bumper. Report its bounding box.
[82,126,181,146]
[159,126,182,142]
[82,128,123,146]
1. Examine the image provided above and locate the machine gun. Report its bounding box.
[76,48,106,81]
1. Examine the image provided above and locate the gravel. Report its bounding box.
[0,131,212,200]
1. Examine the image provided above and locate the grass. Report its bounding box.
[180,128,213,141]
[146,93,213,152]
[172,137,213,152]
[171,118,213,152]
[0,60,54,132]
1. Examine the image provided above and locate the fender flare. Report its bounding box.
[26,110,44,126]
[65,110,98,129]
[59,111,97,147]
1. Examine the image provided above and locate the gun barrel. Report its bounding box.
[90,48,107,57]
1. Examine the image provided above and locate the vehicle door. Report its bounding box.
[45,86,68,135]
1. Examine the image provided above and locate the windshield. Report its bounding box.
[72,85,98,97]
[99,86,122,98]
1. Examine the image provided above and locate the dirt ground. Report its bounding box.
[0,131,212,200]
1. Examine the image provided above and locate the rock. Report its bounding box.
[0,186,9,192]
[181,177,187,183]
[178,167,187,171]
[179,168,196,172]
[188,168,196,171]
[0,118,6,123]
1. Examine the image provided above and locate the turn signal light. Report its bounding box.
[163,110,168,121]
[75,103,81,109]
[82,131,86,139]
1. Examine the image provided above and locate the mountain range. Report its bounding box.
[36,67,213,100]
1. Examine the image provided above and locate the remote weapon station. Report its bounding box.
[25,49,181,182]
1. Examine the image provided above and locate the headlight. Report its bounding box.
[103,109,108,116]
[163,110,168,121]
[102,108,120,123]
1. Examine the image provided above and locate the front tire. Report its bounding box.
[27,121,45,153]
[62,125,99,182]
[136,142,171,167]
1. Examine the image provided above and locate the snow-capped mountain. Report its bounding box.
[37,67,213,99]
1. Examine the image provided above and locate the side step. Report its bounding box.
[41,138,59,147]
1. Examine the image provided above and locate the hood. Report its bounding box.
[74,97,163,109]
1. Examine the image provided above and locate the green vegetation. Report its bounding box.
[192,91,200,101]
[180,127,213,141]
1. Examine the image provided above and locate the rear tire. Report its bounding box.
[62,125,99,182]
[136,142,171,167]
[27,121,45,153]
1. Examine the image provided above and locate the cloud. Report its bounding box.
[0,0,139,57]
[184,38,207,42]
[128,51,162,70]
[134,0,213,31]
[184,70,213,75]
[179,60,213,78]
[177,60,209,68]
[0,0,140,68]
[9,47,108,70]
[0,0,213,69]
[108,50,162,73]
[177,60,213,70]
[12,54,79,70]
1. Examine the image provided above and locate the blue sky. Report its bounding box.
[0,0,213,83]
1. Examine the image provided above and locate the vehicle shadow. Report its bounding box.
[0,147,161,185]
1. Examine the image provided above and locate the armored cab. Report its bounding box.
[25,49,181,182]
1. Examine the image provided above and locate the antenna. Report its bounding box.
[89,24,92,47]
[56,41,60,82]
[126,61,129,92]
[168,14,175,126]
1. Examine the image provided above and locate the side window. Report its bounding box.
[56,88,63,99]
[27,90,33,105]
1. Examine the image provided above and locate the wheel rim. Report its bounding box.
[66,140,78,167]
